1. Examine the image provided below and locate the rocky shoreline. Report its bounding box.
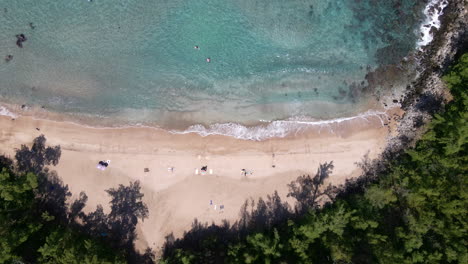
[343,0,467,191]
[396,0,467,149]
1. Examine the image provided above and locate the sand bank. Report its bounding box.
[0,109,399,252]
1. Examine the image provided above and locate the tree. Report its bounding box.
[242,229,283,264]
[37,228,126,264]
[287,162,335,213]
[0,169,42,263]
[15,135,61,174]
[105,181,149,250]
[0,137,136,263]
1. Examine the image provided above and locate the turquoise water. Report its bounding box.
[0,0,425,128]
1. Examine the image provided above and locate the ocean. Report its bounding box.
[0,0,445,139]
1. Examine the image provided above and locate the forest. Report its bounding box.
[1,53,467,263]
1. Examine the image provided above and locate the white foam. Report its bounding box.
[170,110,387,141]
[0,106,18,118]
[417,0,448,48]
[0,101,387,142]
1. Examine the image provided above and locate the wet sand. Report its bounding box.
[0,109,399,252]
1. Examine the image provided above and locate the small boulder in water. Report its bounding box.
[4,55,13,62]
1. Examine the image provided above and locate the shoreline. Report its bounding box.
[417,0,449,48]
[0,0,458,257]
[0,0,448,142]
[0,108,400,250]
[0,100,389,141]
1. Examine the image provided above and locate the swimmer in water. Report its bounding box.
[206,57,211,63]
[194,45,199,50]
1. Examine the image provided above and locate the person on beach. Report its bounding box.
[97,160,110,170]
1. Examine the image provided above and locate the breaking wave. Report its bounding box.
[0,106,17,118]
[170,110,387,141]
[417,0,449,48]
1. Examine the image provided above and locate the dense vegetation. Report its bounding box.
[0,54,466,263]
[161,54,468,263]
[0,136,151,263]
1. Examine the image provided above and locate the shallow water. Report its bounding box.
[0,0,426,128]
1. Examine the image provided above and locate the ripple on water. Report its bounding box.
[0,0,429,128]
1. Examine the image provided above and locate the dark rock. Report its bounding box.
[398,135,410,145]
[413,116,425,128]
[338,87,347,96]
[415,93,443,115]
[5,55,13,62]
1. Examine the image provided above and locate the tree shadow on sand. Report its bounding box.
[160,145,409,263]
[162,161,338,262]
[11,135,154,263]
[14,135,70,223]
[76,181,153,263]
[15,135,61,175]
